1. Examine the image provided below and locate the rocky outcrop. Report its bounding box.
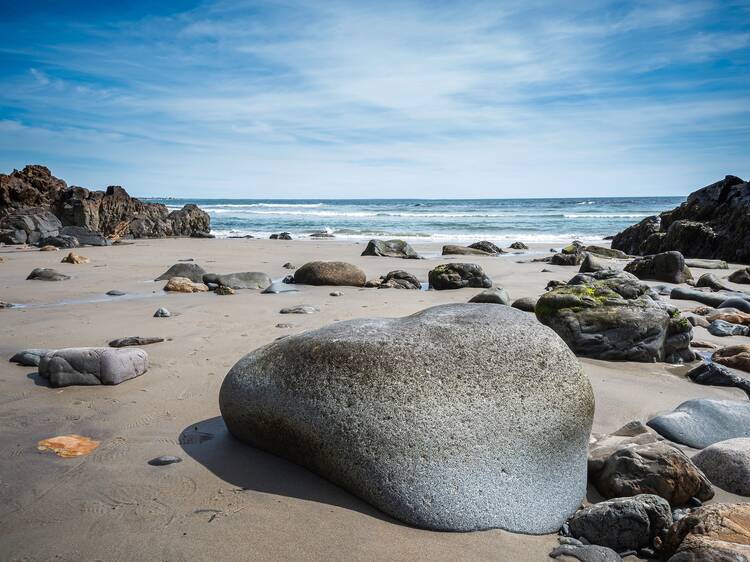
[611,175,750,263]
[536,270,695,363]
[0,165,210,242]
[662,503,750,561]
[428,263,492,290]
[361,239,420,259]
[219,304,594,533]
[39,347,148,387]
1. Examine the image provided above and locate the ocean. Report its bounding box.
[149,196,683,244]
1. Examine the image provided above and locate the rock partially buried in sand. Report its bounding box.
[549,540,622,562]
[568,494,672,553]
[647,399,750,449]
[662,503,750,561]
[696,273,732,292]
[537,270,694,363]
[294,261,366,287]
[155,263,206,283]
[37,435,100,458]
[27,267,70,281]
[509,241,528,250]
[106,290,126,296]
[60,252,89,264]
[108,336,164,348]
[203,272,271,290]
[163,277,209,293]
[361,239,421,259]
[428,263,492,290]
[214,285,235,295]
[685,258,729,270]
[39,245,58,251]
[670,287,731,308]
[686,362,750,397]
[219,303,594,533]
[148,455,182,466]
[692,438,750,496]
[154,307,171,317]
[279,305,319,314]
[262,281,299,294]
[10,348,52,366]
[625,251,693,284]
[511,297,537,312]
[719,296,750,313]
[39,347,149,387]
[468,287,510,305]
[442,244,494,256]
[729,267,750,284]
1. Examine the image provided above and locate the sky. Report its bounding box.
[0,0,749,198]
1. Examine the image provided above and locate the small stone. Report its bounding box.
[108,336,164,348]
[275,323,295,328]
[214,286,235,295]
[330,291,343,297]
[60,252,89,264]
[148,455,182,466]
[106,290,126,296]
[39,245,58,252]
[282,262,296,269]
[163,277,209,293]
[279,305,319,314]
[154,307,171,318]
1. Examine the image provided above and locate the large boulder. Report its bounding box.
[203,272,271,290]
[0,208,61,245]
[155,263,206,283]
[168,204,211,236]
[692,438,750,496]
[536,270,695,362]
[59,225,110,246]
[568,494,672,553]
[38,347,148,387]
[361,239,420,259]
[624,251,693,284]
[611,175,750,263]
[729,267,750,284]
[428,263,492,290]
[27,267,70,281]
[647,399,750,449]
[294,261,366,287]
[219,304,594,533]
[662,503,750,561]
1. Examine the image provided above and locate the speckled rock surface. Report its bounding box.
[220,303,594,533]
[294,261,366,286]
[692,438,750,496]
[38,347,148,387]
[647,399,750,449]
[662,503,750,561]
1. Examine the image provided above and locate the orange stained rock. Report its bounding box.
[37,435,100,457]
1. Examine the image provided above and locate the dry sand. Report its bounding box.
[1,238,748,561]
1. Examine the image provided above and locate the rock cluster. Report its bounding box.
[0,165,210,244]
[611,175,750,263]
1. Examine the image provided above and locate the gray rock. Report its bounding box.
[468,287,510,305]
[108,336,164,348]
[153,307,171,318]
[696,273,733,292]
[728,267,750,284]
[59,225,110,246]
[148,455,182,466]
[511,296,537,312]
[624,251,693,284]
[219,303,594,533]
[550,543,622,562]
[294,261,366,287]
[377,270,421,290]
[203,272,271,290]
[282,274,295,284]
[361,239,421,259]
[686,362,750,398]
[670,287,736,308]
[692,438,750,496]
[262,281,299,294]
[155,263,206,283]
[685,259,729,270]
[26,267,70,281]
[551,252,584,266]
[106,290,126,296]
[647,399,750,448]
[428,263,492,290]
[584,246,629,259]
[0,208,62,245]
[38,347,148,387]
[329,291,343,297]
[282,262,296,269]
[719,297,750,313]
[708,320,750,337]
[509,241,528,250]
[568,495,671,553]
[441,244,494,256]
[467,240,504,254]
[579,253,618,273]
[279,305,319,314]
[537,271,694,363]
[9,348,52,366]
[269,232,292,240]
[38,234,80,248]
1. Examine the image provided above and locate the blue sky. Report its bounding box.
[1,0,749,198]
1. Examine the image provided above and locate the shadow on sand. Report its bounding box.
[179,416,402,525]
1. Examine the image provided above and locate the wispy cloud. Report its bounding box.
[0,0,748,197]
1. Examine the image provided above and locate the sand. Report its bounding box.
[1,238,748,561]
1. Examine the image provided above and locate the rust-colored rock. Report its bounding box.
[713,345,750,374]
[708,311,750,326]
[163,276,209,293]
[39,245,58,251]
[37,434,100,458]
[663,503,750,561]
[60,252,89,264]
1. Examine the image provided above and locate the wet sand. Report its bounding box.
[0,238,748,561]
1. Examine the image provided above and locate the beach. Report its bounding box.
[1,237,748,561]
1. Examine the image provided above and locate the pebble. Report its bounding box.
[280,305,319,314]
[106,290,126,296]
[330,291,344,297]
[148,455,182,466]
[154,307,171,318]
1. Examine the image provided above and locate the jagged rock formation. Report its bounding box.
[612,175,750,263]
[0,165,210,244]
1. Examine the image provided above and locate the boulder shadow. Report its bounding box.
[26,371,51,387]
[180,417,403,525]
